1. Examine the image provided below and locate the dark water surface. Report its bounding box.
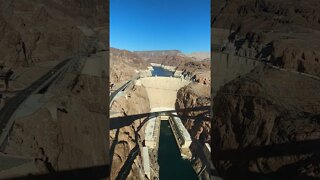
[151,66,174,77]
[158,121,197,180]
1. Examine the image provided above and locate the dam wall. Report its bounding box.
[137,77,190,109]
[212,52,261,95]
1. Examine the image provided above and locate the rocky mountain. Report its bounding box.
[212,0,320,77]
[134,50,182,58]
[185,52,210,61]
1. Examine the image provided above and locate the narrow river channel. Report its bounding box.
[158,121,197,179]
[151,66,197,180]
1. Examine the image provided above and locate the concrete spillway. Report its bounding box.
[136,77,190,109]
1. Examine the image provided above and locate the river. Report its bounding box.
[158,121,197,180]
[152,66,197,180]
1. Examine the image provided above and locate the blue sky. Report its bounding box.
[110,0,210,54]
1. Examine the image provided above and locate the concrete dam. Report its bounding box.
[135,76,197,179]
[212,52,261,94]
[136,77,189,109]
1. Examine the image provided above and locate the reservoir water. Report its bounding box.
[151,66,174,77]
[152,66,197,180]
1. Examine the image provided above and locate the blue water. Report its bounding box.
[152,66,174,77]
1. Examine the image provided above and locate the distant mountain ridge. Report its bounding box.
[184,52,210,61]
[134,50,182,58]
[133,50,210,60]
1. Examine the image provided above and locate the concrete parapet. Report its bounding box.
[142,147,151,179]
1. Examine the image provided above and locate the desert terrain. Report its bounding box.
[0,0,108,179]
[211,0,320,179]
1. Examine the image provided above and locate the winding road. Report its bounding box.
[0,58,73,150]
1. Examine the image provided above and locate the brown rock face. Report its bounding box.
[0,0,108,178]
[0,0,106,67]
[110,85,151,180]
[212,0,320,77]
[176,83,211,142]
[5,74,108,173]
[212,66,320,179]
[110,48,148,84]
[146,54,211,85]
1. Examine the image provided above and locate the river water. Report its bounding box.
[158,121,197,180]
[152,66,197,180]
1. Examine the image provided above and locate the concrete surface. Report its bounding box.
[138,77,190,109]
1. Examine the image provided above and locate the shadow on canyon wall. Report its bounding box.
[213,136,320,180]
[6,164,110,180]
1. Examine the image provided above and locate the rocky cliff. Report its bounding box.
[175,80,211,178]
[212,65,320,179]
[4,72,108,176]
[147,55,211,85]
[212,0,320,77]
[0,0,106,65]
[0,2,108,176]
[110,48,148,85]
[109,85,151,180]
[176,83,211,142]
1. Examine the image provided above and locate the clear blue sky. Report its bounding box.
[110,0,210,54]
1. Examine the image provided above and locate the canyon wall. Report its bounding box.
[109,85,151,180]
[110,48,148,85]
[212,66,320,179]
[3,73,108,176]
[212,0,320,77]
[213,52,261,94]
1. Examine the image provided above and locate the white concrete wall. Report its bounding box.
[139,77,190,109]
[213,53,261,94]
[142,147,151,179]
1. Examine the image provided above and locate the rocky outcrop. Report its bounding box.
[5,73,108,174]
[212,0,320,77]
[110,48,149,84]
[176,83,211,142]
[0,0,108,178]
[175,82,211,179]
[0,0,106,66]
[110,85,151,180]
[212,66,320,179]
